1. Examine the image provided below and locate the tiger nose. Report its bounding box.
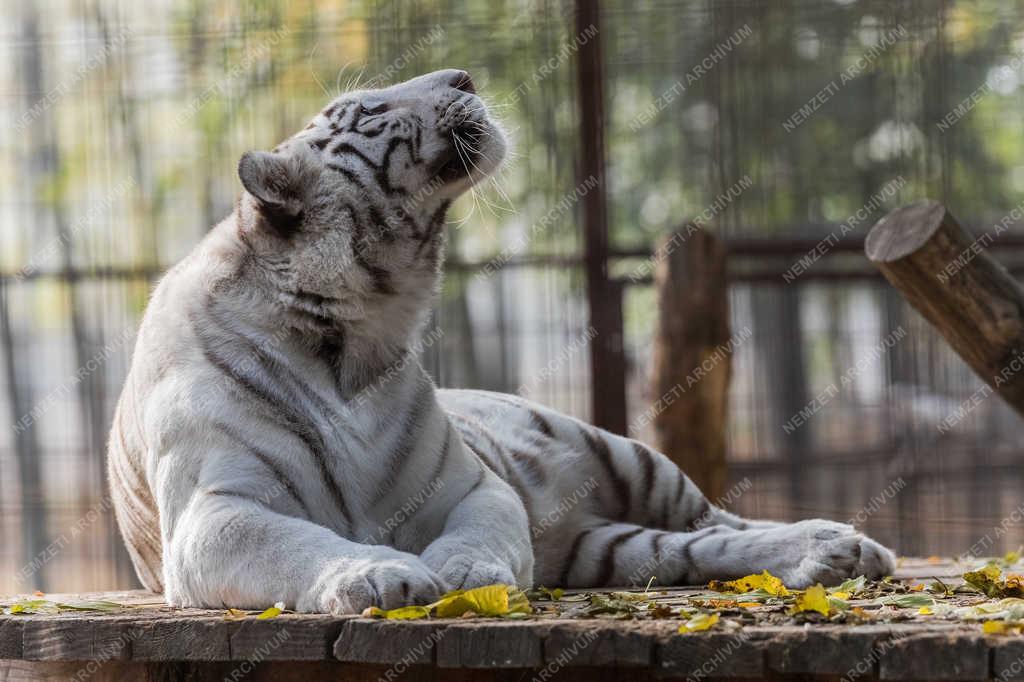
[450,70,476,95]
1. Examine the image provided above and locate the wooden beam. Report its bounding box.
[650,226,730,500]
[575,0,627,434]
[865,199,1024,417]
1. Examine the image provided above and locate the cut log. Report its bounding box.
[865,199,1024,417]
[649,225,731,500]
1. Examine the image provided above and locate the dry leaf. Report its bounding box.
[678,612,719,633]
[790,584,830,616]
[708,570,790,597]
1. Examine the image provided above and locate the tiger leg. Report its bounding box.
[550,519,895,589]
[566,422,783,532]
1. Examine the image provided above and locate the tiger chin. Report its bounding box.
[107,69,896,614]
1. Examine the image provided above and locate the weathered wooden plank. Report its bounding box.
[877,632,989,681]
[544,622,660,667]
[994,640,1024,681]
[130,618,231,661]
[657,630,764,679]
[230,616,342,661]
[0,617,24,659]
[435,621,549,668]
[334,619,448,666]
[760,627,881,676]
[21,616,138,661]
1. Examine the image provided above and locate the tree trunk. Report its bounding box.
[865,199,1024,417]
[649,226,730,500]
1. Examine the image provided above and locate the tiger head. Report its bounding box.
[233,69,504,339]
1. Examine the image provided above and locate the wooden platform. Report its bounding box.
[2,558,1023,681]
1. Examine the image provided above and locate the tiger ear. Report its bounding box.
[237,150,305,235]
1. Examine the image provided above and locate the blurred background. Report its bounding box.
[2,0,1024,593]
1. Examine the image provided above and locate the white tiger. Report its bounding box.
[107,69,896,614]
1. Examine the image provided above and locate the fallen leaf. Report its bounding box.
[918,606,934,615]
[526,586,564,601]
[362,605,431,620]
[678,612,719,633]
[884,594,934,609]
[224,608,248,620]
[737,602,760,609]
[982,620,1024,635]
[965,564,1005,597]
[832,576,867,597]
[790,585,830,616]
[708,570,790,597]
[363,584,531,621]
[257,602,285,620]
[3,599,123,616]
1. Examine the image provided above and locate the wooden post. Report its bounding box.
[650,226,731,500]
[575,0,627,435]
[865,199,1024,417]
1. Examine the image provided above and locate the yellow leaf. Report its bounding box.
[918,606,933,615]
[224,608,248,620]
[909,584,925,592]
[363,605,431,620]
[1006,550,1021,564]
[434,584,529,618]
[256,601,285,620]
[678,612,719,633]
[984,620,1009,634]
[831,591,850,600]
[707,570,790,597]
[790,584,830,616]
[362,584,531,620]
[737,602,760,608]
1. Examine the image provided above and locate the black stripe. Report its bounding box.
[426,425,454,487]
[212,421,312,519]
[451,415,510,478]
[652,531,667,564]
[529,410,555,438]
[678,534,694,585]
[208,301,372,454]
[685,498,711,533]
[415,199,451,256]
[634,443,656,518]
[559,528,594,587]
[342,203,394,295]
[594,527,645,586]
[325,162,366,188]
[330,137,421,196]
[458,466,487,504]
[373,379,433,500]
[511,449,547,487]
[192,311,353,527]
[206,489,261,503]
[581,427,630,520]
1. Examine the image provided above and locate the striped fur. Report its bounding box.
[107,70,894,614]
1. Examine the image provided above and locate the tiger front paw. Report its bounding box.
[434,553,518,590]
[302,551,447,614]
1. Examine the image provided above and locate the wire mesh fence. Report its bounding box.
[2,0,1024,594]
